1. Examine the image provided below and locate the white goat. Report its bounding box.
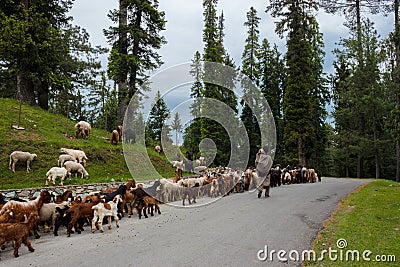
[60,148,88,167]
[46,167,71,186]
[9,151,37,173]
[91,195,122,233]
[63,161,89,178]
[58,154,76,167]
[173,160,184,172]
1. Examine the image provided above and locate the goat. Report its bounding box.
[9,151,37,173]
[0,191,51,239]
[0,213,39,258]
[91,195,122,233]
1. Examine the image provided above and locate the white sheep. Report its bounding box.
[57,154,77,167]
[46,167,71,186]
[8,151,37,173]
[63,161,89,179]
[155,145,161,154]
[60,148,88,167]
[75,121,91,139]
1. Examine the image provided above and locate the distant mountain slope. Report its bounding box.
[0,98,174,190]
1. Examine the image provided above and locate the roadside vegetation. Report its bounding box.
[305,179,400,266]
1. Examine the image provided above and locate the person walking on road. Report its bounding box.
[255,146,273,198]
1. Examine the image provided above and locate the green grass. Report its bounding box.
[305,179,400,266]
[0,98,179,190]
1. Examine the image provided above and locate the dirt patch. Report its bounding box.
[10,130,41,141]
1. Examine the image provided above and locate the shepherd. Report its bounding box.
[255,146,273,198]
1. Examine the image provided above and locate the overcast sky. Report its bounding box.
[69,0,393,75]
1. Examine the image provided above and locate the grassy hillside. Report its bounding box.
[0,98,177,190]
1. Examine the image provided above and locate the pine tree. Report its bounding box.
[241,7,261,167]
[104,0,166,123]
[171,112,182,146]
[267,0,327,167]
[145,91,170,143]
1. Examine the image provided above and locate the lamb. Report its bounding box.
[60,148,88,167]
[110,130,119,145]
[91,195,122,233]
[58,154,77,167]
[0,213,39,258]
[63,161,89,179]
[9,151,37,173]
[46,167,71,186]
[75,121,91,139]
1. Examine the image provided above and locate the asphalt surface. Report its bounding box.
[1,178,371,267]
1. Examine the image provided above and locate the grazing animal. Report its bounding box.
[63,161,89,179]
[55,190,74,204]
[0,191,52,239]
[0,213,39,258]
[155,145,161,154]
[116,125,123,141]
[110,130,119,145]
[46,167,71,186]
[123,128,136,144]
[75,121,91,139]
[60,148,88,167]
[65,202,96,237]
[57,154,77,167]
[9,151,37,173]
[91,195,122,233]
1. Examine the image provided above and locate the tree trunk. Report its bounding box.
[394,0,400,182]
[117,0,129,124]
[38,87,49,110]
[17,74,36,106]
[355,0,365,178]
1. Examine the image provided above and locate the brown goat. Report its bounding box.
[0,213,39,258]
[0,191,51,239]
[65,202,95,237]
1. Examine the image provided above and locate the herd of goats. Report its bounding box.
[0,120,321,259]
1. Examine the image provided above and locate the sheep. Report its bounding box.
[0,213,39,258]
[110,130,119,145]
[116,125,123,141]
[0,191,52,239]
[63,161,89,179]
[123,128,136,144]
[60,148,88,167]
[46,167,71,186]
[9,151,37,173]
[58,154,77,167]
[91,195,122,233]
[155,145,161,154]
[75,121,91,139]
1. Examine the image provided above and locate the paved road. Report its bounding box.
[2,178,371,267]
